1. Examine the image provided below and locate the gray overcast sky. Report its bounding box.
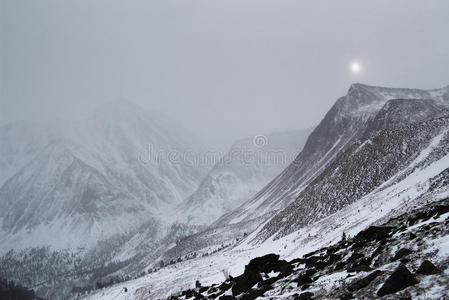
[1,0,449,148]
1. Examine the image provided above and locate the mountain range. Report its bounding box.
[176,129,312,226]
[2,83,449,299]
[214,84,449,227]
[0,100,210,253]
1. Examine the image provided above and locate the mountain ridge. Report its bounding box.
[213,84,449,227]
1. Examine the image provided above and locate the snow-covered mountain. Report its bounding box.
[81,129,449,299]
[143,83,449,270]
[215,84,449,226]
[255,115,449,241]
[82,100,208,214]
[4,83,449,300]
[0,100,208,253]
[79,84,449,300]
[176,129,312,226]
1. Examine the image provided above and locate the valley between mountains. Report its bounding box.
[1,83,449,299]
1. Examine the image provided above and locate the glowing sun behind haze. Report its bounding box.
[350,61,361,74]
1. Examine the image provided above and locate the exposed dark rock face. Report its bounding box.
[293,274,313,285]
[354,226,393,243]
[294,292,314,300]
[347,270,383,292]
[164,197,449,300]
[392,248,413,261]
[416,260,441,275]
[377,265,418,297]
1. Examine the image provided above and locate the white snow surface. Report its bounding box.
[0,100,210,253]
[82,137,449,300]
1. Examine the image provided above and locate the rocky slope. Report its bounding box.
[139,84,449,281]
[162,197,449,300]
[79,84,449,300]
[215,84,449,227]
[255,116,449,242]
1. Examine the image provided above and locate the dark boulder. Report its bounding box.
[339,292,354,300]
[274,260,294,275]
[433,204,449,217]
[294,292,314,300]
[326,247,338,255]
[182,289,196,298]
[327,253,341,264]
[231,253,286,295]
[358,257,372,266]
[377,265,418,296]
[416,260,441,275]
[347,270,382,292]
[217,280,233,292]
[392,248,413,261]
[293,274,313,285]
[354,226,392,242]
[232,271,262,295]
[351,241,365,250]
[239,293,255,300]
[246,253,280,273]
[305,268,317,277]
[219,296,236,300]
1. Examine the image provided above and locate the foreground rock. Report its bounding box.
[416,260,441,275]
[377,265,418,296]
[164,198,449,299]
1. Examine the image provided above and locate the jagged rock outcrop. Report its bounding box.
[163,198,449,299]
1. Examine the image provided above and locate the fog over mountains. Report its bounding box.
[177,129,312,226]
[0,100,210,252]
[1,83,449,300]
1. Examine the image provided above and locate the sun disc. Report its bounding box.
[350,61,361,74]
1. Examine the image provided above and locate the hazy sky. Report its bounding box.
[1,0,449,148]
